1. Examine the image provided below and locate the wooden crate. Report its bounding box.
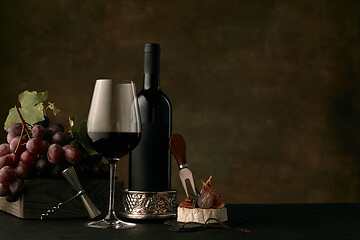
[0,178,123,219]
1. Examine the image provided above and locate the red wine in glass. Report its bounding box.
[87,132,141,163]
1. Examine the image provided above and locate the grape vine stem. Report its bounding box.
[15,106,31,139]
[13,122,25,154]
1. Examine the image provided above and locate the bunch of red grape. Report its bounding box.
[0,120,108,202]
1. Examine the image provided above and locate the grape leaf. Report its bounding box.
[69,116,98,156]
[4,91,48,131]
[18,91,48,109]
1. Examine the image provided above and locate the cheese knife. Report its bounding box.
[169,134,196,197]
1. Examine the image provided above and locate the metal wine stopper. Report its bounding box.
[61,166,101,219]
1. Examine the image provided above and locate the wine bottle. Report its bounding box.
[129,43,172,191]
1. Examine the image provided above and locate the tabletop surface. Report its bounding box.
[0,203,359,240]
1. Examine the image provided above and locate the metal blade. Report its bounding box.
[179,168,196,197]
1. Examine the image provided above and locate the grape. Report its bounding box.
[0,166,16,185]
[35,156,53,178]
[14,161,32,178]
[198,192,213,209]
[10,136,26,153]
[7,135,15,145]
[51,163,63,178]
[6,193,20,202]
[0,154,18,168]
[42,140,50,154]
[52,132,66,145]
[63,145,82,164]
[44,129,53,142]
[65,133,73,144]
[8,153,20,167]
[69,140,80,148]
[62,144,71,151]
[31,125,45,139]
[0,143,11,157]
[0,154,13,168]
[0,183,9,197]
[26,138,44,155]
[45,124,64,143]
[20,150,37,166]
[47,124,64,134]
[8,123,23,135]
[47,144,65,164]
[7,123,22,143]
[51,161,69,178]
[9,178,25,195]
[36,116,50,128]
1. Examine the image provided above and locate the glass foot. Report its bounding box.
[86,218,136,229]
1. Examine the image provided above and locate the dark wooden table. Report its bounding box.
[0,203,359,240]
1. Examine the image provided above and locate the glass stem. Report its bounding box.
[105,162,118,221]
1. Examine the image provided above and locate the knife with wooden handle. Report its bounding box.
[168,134,196,197]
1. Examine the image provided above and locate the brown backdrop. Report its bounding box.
[1,0,360,203]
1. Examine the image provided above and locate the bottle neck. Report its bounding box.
[143,73,160,91]
[143,44,160,91]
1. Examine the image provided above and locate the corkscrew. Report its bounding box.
[40,190,85,220]
[40,166,101,220]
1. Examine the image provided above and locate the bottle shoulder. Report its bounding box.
[137,89,172,123]
[159,90,172,107]
[138,89,172,107]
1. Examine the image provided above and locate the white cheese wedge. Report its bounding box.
[177,207,228,224]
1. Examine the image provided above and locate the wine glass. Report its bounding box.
[86,79,141,229]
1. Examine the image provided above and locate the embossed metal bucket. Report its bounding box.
[120,190,177,219]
